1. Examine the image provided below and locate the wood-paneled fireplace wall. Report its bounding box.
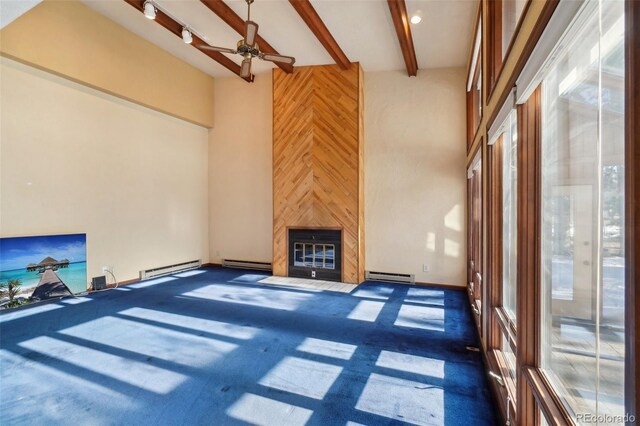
[272,63,364,284]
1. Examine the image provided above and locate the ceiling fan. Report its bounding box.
[199,0,296,78]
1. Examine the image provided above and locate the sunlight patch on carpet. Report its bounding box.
[356,373,444,425]
[60,316,238,367]
[348,300,385,322]
[182,284,313,311]
[259,356,343,400]
[296,337,357,360]
[19,336,186,394]
[227,393,313,426]
[394,304,445,332]
[376,350,445,379]
[119,307,260,340]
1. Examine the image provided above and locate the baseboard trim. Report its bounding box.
[415,281,466,291]
[202,262,222,268]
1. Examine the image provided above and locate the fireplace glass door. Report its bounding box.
[294,243,335,269]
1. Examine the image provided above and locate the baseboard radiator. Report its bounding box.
[222,259,272,271]
[365,270,415,284]
[140,259,202,280]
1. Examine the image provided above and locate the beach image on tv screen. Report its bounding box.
[0,234,87,296]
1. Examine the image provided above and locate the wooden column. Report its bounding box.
[516,86,542,426]
[625,0,640,422]
[272,63,365,284]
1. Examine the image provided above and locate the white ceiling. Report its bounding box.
[0,0,43,29]
[82,0,478,78]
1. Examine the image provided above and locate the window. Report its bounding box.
[501,0,528,58]
[467,11,482,150]
[488,0,527,94]
[488,106,518,415]
[501,110,518,321]
[467,149,483,330]
[540,0,625,422]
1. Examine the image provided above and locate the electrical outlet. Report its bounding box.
[311,271,316,278]
[423,264,430,272]
[102,266,109,273]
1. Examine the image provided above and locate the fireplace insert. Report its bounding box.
[288,228,342,282]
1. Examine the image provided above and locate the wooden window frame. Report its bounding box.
[486,0,533,102]
[470,2,639,425]
[515,84,542,426]
[467,143,484,335]
[625,0,639,421]
[515,2,640,421]
[487,109,523,425]
[486,0,559,133]
[466,4,483,152]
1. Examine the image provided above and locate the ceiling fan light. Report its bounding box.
[182,27,193,44]
[143,1,156,20]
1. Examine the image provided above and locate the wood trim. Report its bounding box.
[493,348,517,413]
[487,0,533,104]
[123,0,253,82]
[357,64,366,283]
[486,0,503,97]
[386,0,418,77]
[486,0,560,131]
[199,0,293,74]
[202,262,222,268]
[414,282,465,291]
[625,0,640,421]
[288,0,351,70]
[488,349,516,425]
[494,307,516,354]
[523,367,573,426]
[465,2,482,83]
[515,85,542,426]
[467,90,474,151]
[465,4,482,153]
[467,40,483,153]
[272,64,363,284]
[487,135,504,350]
[467,142,484,337]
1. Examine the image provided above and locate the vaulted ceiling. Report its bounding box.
[81,0,477,79]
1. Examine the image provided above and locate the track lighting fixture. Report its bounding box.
[143,1,156,20]
[182,27,193,44]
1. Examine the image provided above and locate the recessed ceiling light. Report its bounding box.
[411,14,422,24]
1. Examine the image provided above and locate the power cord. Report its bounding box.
[105,269,119,288]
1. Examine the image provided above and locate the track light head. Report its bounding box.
[143,1,156,20]
[182,27,193,44]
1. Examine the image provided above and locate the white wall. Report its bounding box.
[0,58,210,286]
[365,68,467,286]
[208,73,273,264]
[207,68,467,286]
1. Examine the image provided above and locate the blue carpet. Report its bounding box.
[0,267,498,425]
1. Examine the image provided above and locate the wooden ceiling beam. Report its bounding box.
[387,0,418,77]
[123,0,253,82]
[200,0,293,74]
[288,0,351,70]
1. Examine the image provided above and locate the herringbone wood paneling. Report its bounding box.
[273,63,364,284]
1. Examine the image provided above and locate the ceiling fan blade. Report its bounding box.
[240,58,252,78]
[244,21,259,47]
[199,45,237,55]
[260,53,296,65]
